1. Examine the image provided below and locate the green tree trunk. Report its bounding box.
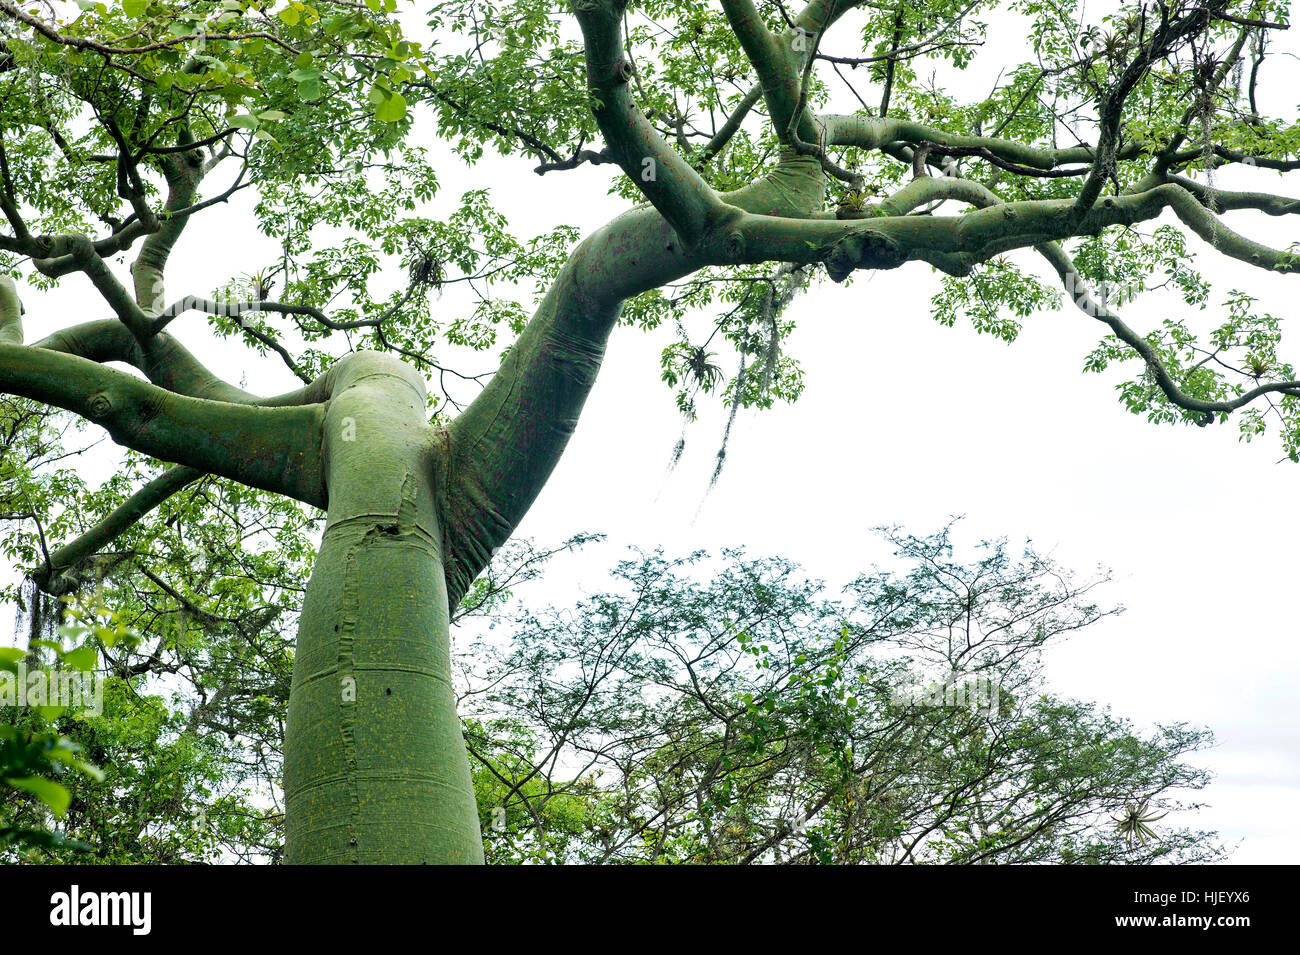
[279,161,828,865]
[283,352,483,864]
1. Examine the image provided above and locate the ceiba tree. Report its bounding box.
[0,0,1296,863]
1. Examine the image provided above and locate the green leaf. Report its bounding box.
[67,759,104,783]
[375,91,407,123]
[122,0,148,17]
[0,647,24,671]
[5,776,72,817]
[61,645,98,672]
[290,66,323,102]
[277,5,301,26]
[0,826,92,852]
[47,747,104,782]
[227,114,260,130]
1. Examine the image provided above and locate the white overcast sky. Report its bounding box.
[4,1,1298,863]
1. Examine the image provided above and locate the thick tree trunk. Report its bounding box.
[283,352,483,864]
[280,159,828,864]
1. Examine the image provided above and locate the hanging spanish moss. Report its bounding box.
[665,397,693,475]
[760,290,780,397]
[662,311,702,480]
[709,348,748,491]
[668,435,686,471]
[693,348,748,522]
[1194,43,1220,231]
[14,575,60,657]
[680,264,814,519]
[654,403,691,503]
[706,263,809,493]
[758,264,807,399]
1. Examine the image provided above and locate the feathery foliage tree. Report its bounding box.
[0,0,1295,862]
[462,528,1225,865]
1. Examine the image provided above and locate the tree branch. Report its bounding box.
[1164,173,1300,216]
[0,274,22,345]
[572,0,728,247]
[437,156,827,608]
[720,0,807,143]
[824,115,1142,170]
[0,343,326,506]
[131,133,206,318]
[723,180,1300,281]
[0,2,300,56]
[841,172,1300,420]
[534,147,614,176]
[1040,241,1300,420]
[33,318,332,407]
[1069,1,1226,228]
[695,86,764,166]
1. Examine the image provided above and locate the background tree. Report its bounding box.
[460,526,1224,864]
[0,0,1295,862]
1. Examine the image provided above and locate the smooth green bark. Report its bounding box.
[0,341,326,505]
[440,155,826,608]
[284,352,481,864]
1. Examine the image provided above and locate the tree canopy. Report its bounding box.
[1,0,1297,436]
